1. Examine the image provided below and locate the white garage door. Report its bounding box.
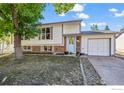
[88,39,110,56]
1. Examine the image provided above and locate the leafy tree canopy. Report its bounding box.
[0,3,75,59]
[91,24,99,31]
[53,3,74,14]
[0,4,45,39]
[0,3,75,39]
[105,25,110,30]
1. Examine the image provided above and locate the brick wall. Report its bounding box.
[76,36,81,53]
[64,37,66,51]
[54,36,66,53]
[24,36,67,53]
[32,46,41,52]
[54,46,64,52]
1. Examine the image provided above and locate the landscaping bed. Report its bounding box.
[80,57,104,85]
[0,54,83,85]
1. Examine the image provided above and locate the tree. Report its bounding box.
[105,25,110,30]
[91,24,99,31]
[0,4,45,59]
[0,4,74,59]
[53,4,74,14]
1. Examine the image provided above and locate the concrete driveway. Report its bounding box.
[87,56,124,85]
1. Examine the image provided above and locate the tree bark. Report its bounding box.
[12,4,23,59]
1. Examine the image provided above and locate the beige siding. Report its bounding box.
[63,22,80,34]
[22,24,63,46]
[116,33,124,52]
[81,34,115,55]
[22,22,80,46]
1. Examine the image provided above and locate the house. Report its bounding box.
[21,19,115,56]
[116,27,124,53]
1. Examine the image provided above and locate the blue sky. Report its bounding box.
[40,3,124,32]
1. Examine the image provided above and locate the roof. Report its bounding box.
[36,19,82,25]
[80,31,115,35]
[63,31,115,36]
[116,27,124,38]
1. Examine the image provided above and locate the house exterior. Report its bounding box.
[21,20,115,56]
[116,28,124,53]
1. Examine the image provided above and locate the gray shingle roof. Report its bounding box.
[63,31,115,36]
[80,31,115,35]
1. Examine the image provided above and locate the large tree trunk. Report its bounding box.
[12,4,23,59]
[14,32,23,59]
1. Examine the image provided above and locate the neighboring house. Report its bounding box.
[21,19,115,56]
[116,27,124,53]
[0,35,14,54]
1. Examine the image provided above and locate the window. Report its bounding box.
[42,28,45,39]
[39,27,53,40]
[69,36,75,44]
[43,46,52,52]
[23,46,32,51]
[46,28,50,39]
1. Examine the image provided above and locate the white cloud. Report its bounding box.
[109,8,124,17]
[58,12,65,16]
[117,25,122,27]
[81,21,86,27]
[89,22,107,26]
[71,4,84,12]
[71,4,90,20]
[76,13,89,19]
[109,8,118,12]
[115,10,124,17]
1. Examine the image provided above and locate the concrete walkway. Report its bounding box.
[87,56,124,85]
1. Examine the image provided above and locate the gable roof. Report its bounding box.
[36,19,82,25]
[116,27,124,38]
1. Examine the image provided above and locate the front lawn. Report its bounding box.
[0,54,83,85]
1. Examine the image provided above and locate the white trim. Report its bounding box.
[40,27,53,40]
[74,36,76,53]
[40,46,53,52]
[66,36,69,51]
[67,36,76,53]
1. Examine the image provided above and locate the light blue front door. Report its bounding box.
[68,36,75,53]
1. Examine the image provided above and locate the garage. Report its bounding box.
[88,39,110,56]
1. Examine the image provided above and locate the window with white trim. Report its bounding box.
[39,27,53,40]
[42,46,53,52]
[23,46,32,51]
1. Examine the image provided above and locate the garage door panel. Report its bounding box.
[88,39,110,56]
[88,40,97,55]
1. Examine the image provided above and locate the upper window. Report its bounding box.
[39,27,53,40]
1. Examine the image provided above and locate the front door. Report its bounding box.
[68,36,75,53]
